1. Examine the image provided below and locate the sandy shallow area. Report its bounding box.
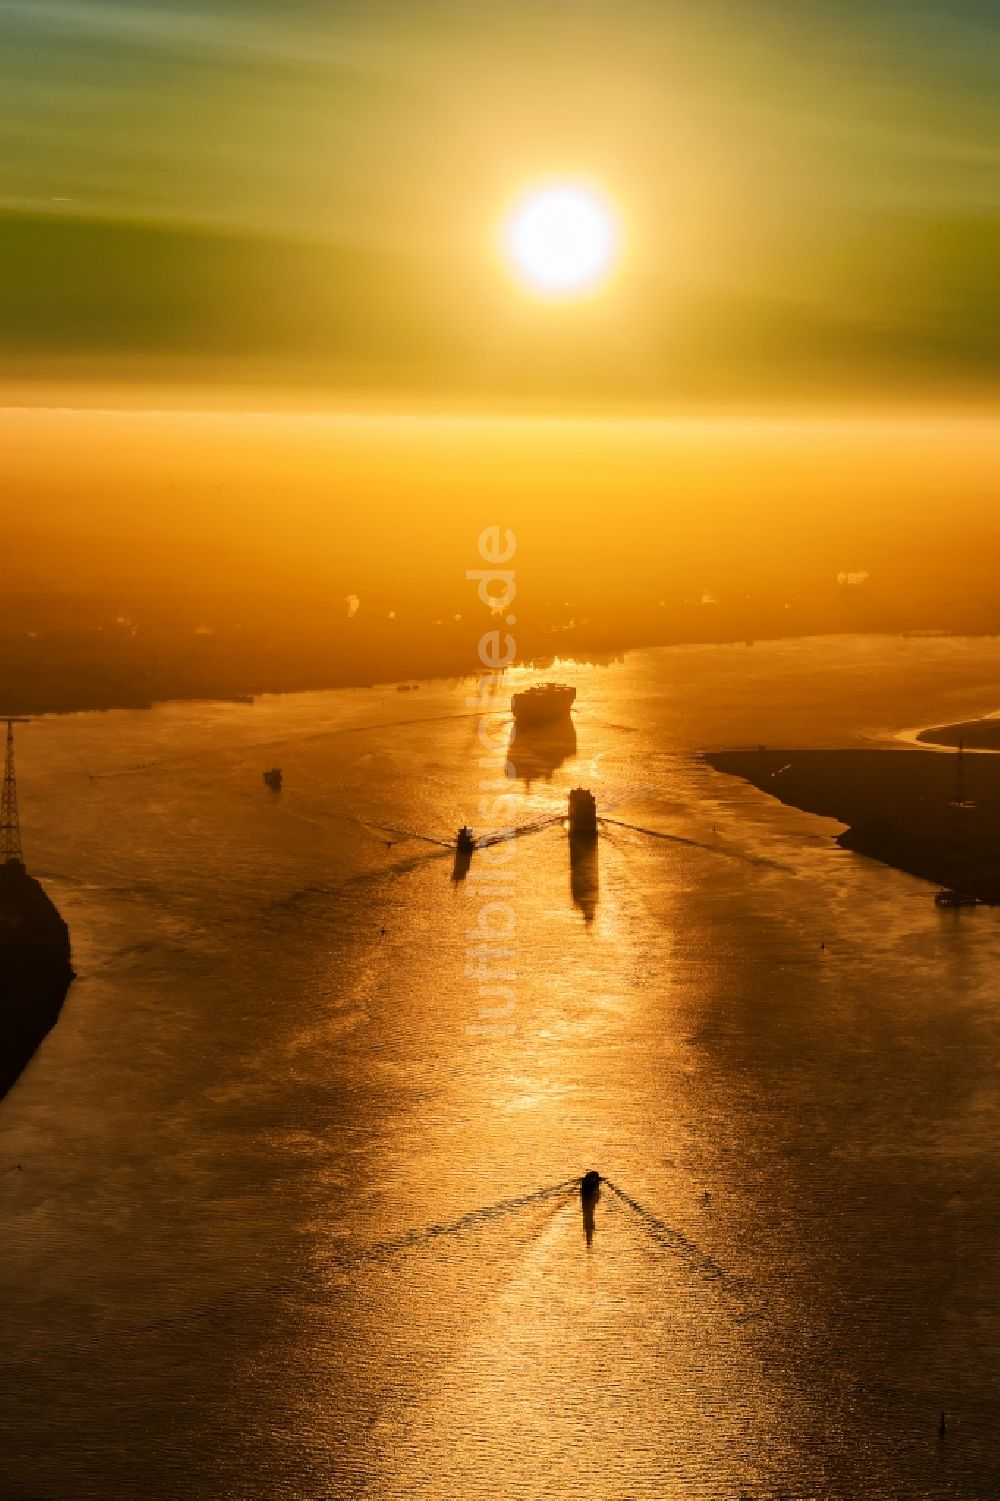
[916,715,1000,750]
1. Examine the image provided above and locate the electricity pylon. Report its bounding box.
[1,718,29,865]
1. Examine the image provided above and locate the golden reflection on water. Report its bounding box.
[570,837,600,924]
[4,638,1000,1497]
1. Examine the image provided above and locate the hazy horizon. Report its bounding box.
[3,0,996,707]
[1,401,997,712]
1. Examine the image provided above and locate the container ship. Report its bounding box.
[510,683,576,726]
[0,720,74,1100]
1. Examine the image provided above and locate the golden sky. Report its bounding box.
[5,405,999,621]
[2,3,997,639]
[0,0,997,408]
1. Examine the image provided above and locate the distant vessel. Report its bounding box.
[0,719,74,1099]
[456,826,475,854]
[263,768,283,790]
[568,787,598,840]
[935,890,979,908]
[511,683,576,726]
[231,694,254,705]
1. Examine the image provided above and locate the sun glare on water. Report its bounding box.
[504,184,619,297]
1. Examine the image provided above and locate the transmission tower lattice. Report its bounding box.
[1,718,29,865]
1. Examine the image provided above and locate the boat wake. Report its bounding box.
[112,1176,744,1348]
[334,1178,581,1268]
[602,1179,726,1280]
[600,817,793,872]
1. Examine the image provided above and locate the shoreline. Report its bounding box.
[10,630,998,722]
[706,747,1000,903]
[916,714,1000,751]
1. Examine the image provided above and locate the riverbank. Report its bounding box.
[917,714,1000,750]
[706,747,1000,902]
[0,628,621,718]
[0,862,74,1099]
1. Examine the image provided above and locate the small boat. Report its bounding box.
[263,768,283,790]
[580,1169,601,1200]
[935,889,978,908]
[456,826,475,854]
[231,694,254,705]
[580,1169,601,1246]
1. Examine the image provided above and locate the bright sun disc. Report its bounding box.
[506,185,617,295]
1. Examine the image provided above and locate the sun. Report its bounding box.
[504,184,619,297]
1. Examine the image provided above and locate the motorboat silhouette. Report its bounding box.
[581,1169,601,1200]
[580,1170,601,1247]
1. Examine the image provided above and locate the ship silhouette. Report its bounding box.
[510,683,576,726]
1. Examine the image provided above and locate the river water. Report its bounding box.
[3,634,1000,1500]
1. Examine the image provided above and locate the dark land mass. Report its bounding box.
[0,574,974,718]
[0,861,74,1100]
[0,605,631,716]
[917,716,1000,750]
[706,747,1000,903]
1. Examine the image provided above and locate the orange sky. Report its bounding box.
[4,402,998,616]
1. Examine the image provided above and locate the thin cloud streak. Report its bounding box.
[0,0,392,73]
